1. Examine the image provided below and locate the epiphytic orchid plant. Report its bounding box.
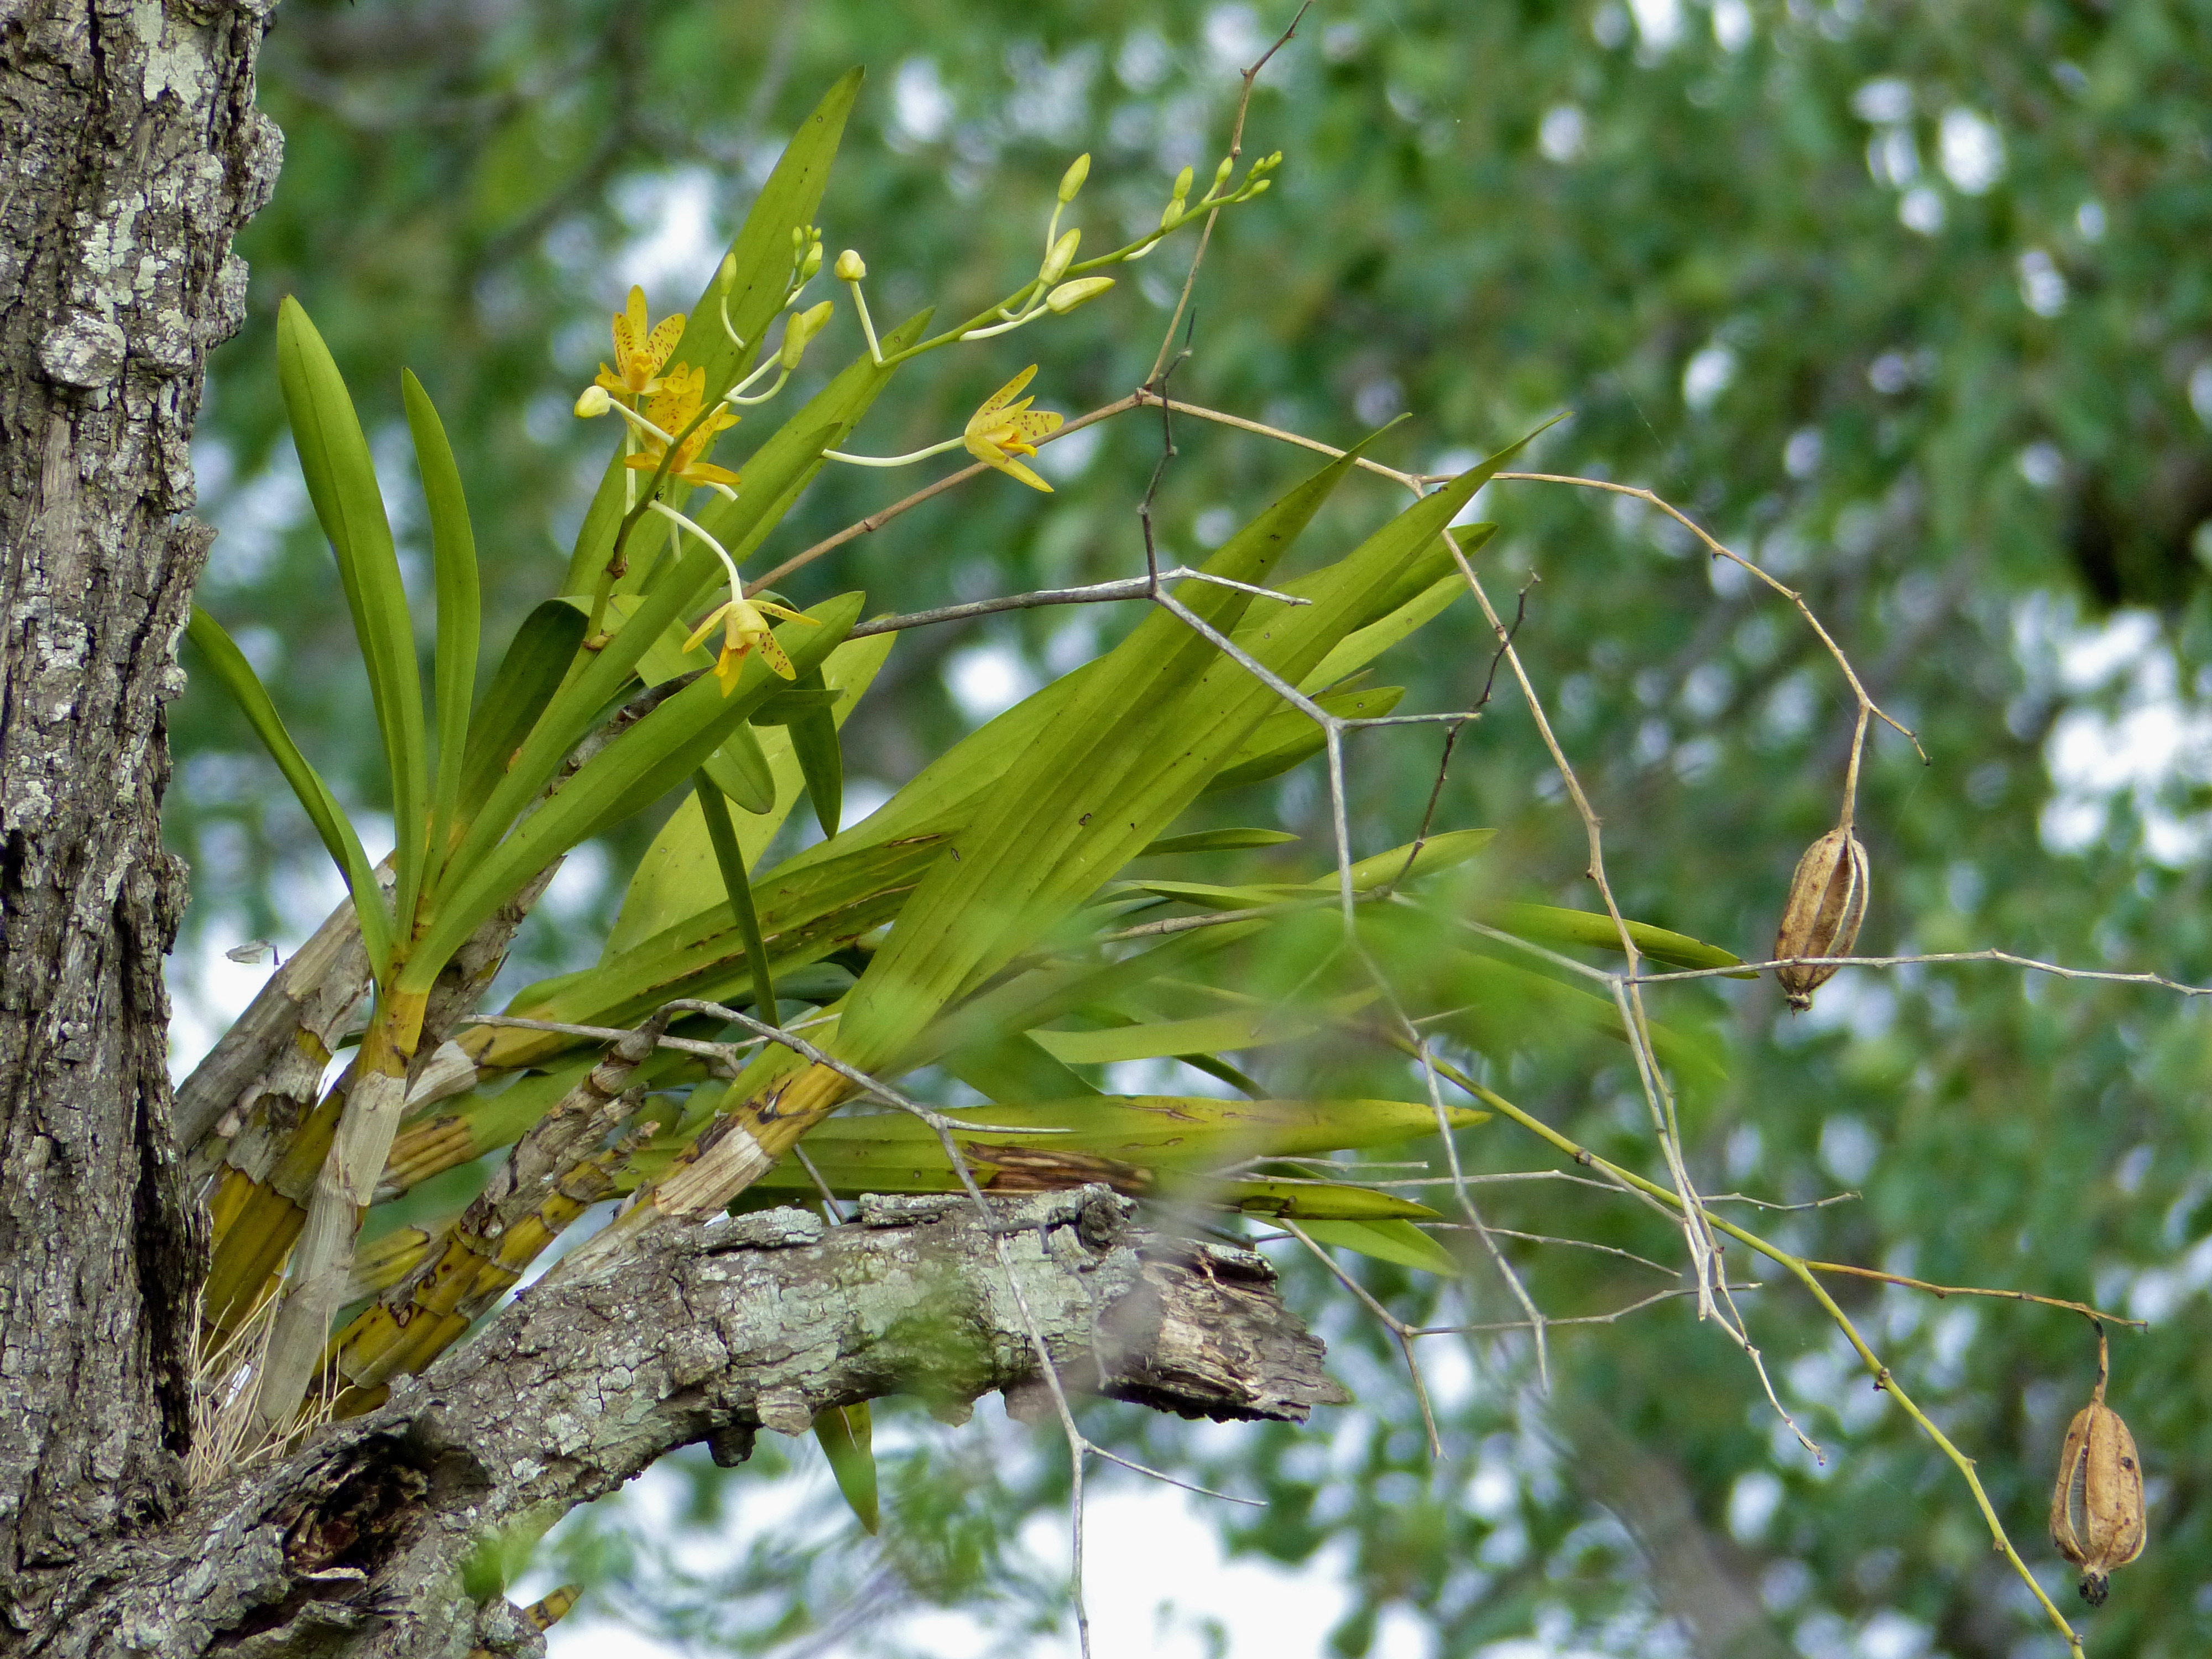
[181,60,2139,1659]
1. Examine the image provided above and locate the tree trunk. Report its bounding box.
[0,0,279,1616]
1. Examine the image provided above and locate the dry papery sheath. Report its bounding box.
[1773,826,1868,1012]
[2050,1392,2147,1606]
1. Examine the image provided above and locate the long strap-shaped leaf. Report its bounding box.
[402,592,864,990]
[692,773,777,1020]
[276,298,430,941]
[453,599,589,826]
[186,608,394,977]
[403,369,480,902]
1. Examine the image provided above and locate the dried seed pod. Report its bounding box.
[1772,826,1869,1011]
[2051,1394,2147,1606]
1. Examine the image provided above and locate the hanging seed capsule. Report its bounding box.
[1772,826,1868,1011]
[2050,1394,2147,1606]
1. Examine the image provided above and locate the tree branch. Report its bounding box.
[26,1188,1344,1657]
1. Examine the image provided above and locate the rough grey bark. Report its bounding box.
[0,0,278,1605]
[20,1187,1346,1656]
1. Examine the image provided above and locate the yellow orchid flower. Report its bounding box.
[962,366,1062,492]
[682,593,819,692]
[593,286,686,401]
[623,365,740,488]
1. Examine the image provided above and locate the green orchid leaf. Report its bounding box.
[1207,1180,1439,1222]
[837,432,1401,1070]
[1298,1218,1461,1276]
[813,1404,879,1536]
[747,687,842,724]
[401,369,480,901]
[693,771,776,1021]
[1305,827,1498,894]
[746,1094,1480,1193]
[1027,990,1378,1065]
[454,599,589,827]
[276,297,430,935]
[1486,902,1754,976]
[604,629,894,956]
[941,1031,1100,1103]
[701,721,777,815]
[186,608,394,978]
[1203,686,1405,794]
[1434,946,1728,1089]
[403,593,861,993]
[787,665,843,840]
[1139,827,1302,857]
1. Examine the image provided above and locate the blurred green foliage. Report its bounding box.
[172,1,2212,1654]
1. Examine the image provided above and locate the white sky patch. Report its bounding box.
[1682,345,1735,413]
[541,1459,1378,1659]
[1897,186,1944,236]
[1849,78,1913,125]
[2018,598,2212,864]
[1034,420,1102,482]
[1858,1609,1935,1659]
[539,841,612,923]
[1538,104,1588,164]
[1117,27,1173,92]
[944,639,1040,723]
[1784,975,1895,1047]
[1626,0,1683,52]
[612,166,721,298]
[1728,1470,1785,1543]
[2189,361,2212,431]
[1203,3,1270,76]
[1866,126,1918,189]
[2017,248,2068,317]
[2016,441,2064,489]
[891,55,953,144]
[1710,0,1754,52]
[196,435,308,591]
[1937,108,2005,195]
[839,776,893,833]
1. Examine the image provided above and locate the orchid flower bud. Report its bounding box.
[574,385,612,418]
[717,252,738,293]
[780,300,834,369]
[1045,276,1115,315]
[1057,153,1091,204]
[1039,227,1081,287]
[834,249,867,282]
[798,239,824,283]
